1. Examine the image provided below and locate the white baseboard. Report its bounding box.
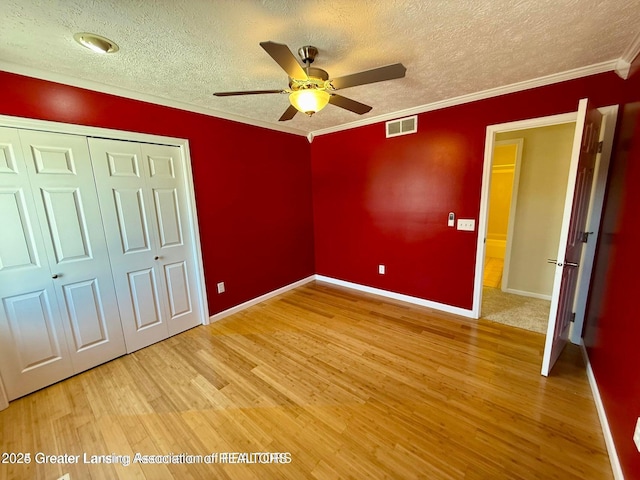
[208,275,315,323]
[581,344,624,480]
[504,288,552,301]
[209,273,475,325]
[315,275,475,318]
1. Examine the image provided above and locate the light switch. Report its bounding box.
[448,212,455,227]
[457,219,475,231]
[634,417,640,453]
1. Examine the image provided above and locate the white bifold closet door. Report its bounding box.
[88,139,201,353]
[0,128,126,400]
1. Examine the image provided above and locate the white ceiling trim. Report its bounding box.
[620,30,640,79]
[621,30,640,63]
[1,58,620,140]
[0,60,308,138]
[310,59,619,138]
[615,59,631,80]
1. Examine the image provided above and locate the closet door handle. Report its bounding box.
[154,256,160,260]
[52,274,60,279]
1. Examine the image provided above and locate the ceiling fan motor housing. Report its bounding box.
[298,45,318,64]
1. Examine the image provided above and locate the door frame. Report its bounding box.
[0,379,7,410]
[472,106,618,334]
[0,114,210,410]
[490,138,524,294]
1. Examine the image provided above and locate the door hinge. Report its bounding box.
[597,141,603,153]
[570,312,576,323]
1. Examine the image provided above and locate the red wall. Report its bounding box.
[312,68,640,474]
[0,71,315,315]
[312,72,626,309]
[583,58,640,478]
[4,65,639,475]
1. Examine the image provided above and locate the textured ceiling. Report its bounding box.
[2,0,640,136]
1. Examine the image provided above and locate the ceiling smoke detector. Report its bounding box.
[73,32,119,54]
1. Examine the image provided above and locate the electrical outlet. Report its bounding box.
[378,264,385,275]
[457,219,475,231]
[217,282,225,294]
[634,417,640,453]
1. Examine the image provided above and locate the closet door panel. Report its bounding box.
[113,187,151,253]
[0,127,74,400]
[153,188,182,248]
[40,187,91,263]
[143,144,200,335]
[19,130,126,372]
[4,290,63,369]
[127,267,164,330]
[63,278,111,351]
[0,188,39,270]
[164,261,192,318]
[0,288,74,399]
[88,138,169,352]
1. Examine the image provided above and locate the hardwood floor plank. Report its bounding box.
[0,282,612,479]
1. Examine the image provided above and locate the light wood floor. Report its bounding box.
[0,281,612,480]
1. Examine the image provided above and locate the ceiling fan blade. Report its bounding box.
[330,63,406,90]
[213,89,284,96]
[260,41,308,80]
[279,105,298,121]
[329,94,372,115]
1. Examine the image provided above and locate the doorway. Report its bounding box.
[473,105,618,350]
[481,124,577,333]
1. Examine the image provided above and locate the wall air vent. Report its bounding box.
[386,115,418,138]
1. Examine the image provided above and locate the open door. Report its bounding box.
[541,99,602,376]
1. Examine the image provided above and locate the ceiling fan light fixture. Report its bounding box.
[73,32,119,54]
[289,89,330,116]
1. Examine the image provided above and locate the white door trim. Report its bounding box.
[0,115,210,409]
[0,378,8,410]
[494,138,524,293]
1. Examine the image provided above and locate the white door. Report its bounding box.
[18,130,127,372]
[88,139,200,352]
[0,128,127,400]
[541,99,602,376]
[0,127,74,399]
[144,143,201,337]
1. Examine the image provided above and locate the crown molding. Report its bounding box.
[621,30,640,64]
[1,58,623,140]
[309,59,619,138]
[0,61,308,138]
[614,59,631,80]
[620,30,640,79]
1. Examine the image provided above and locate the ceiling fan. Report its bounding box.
[213,41,407,121]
